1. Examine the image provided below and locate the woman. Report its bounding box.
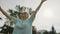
[0,0,46,34]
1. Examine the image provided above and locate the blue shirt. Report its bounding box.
[11,15,35,34]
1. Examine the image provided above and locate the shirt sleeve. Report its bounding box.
[28,15,35,24]
[10,16,18,24]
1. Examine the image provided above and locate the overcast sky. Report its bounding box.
[0,0,60,33]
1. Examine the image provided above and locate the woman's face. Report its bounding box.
[19,12,29,20]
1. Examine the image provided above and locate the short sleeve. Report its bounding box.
[28,15,35,24]
[10,16,18,24]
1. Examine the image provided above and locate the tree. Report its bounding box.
[51,26,56,34]
[0,24,13,34]
[49,25,56,34]
[43,31,49,34]
[0,18,2,20]
[32,26,36,34]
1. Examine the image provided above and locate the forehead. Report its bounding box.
[20,12,28,15]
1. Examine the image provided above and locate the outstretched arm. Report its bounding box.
[0,6,12,20]
[33,0,46,16]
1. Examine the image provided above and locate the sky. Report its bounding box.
[0,0,60,33]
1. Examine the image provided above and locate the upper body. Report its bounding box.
[11,14,35,34]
